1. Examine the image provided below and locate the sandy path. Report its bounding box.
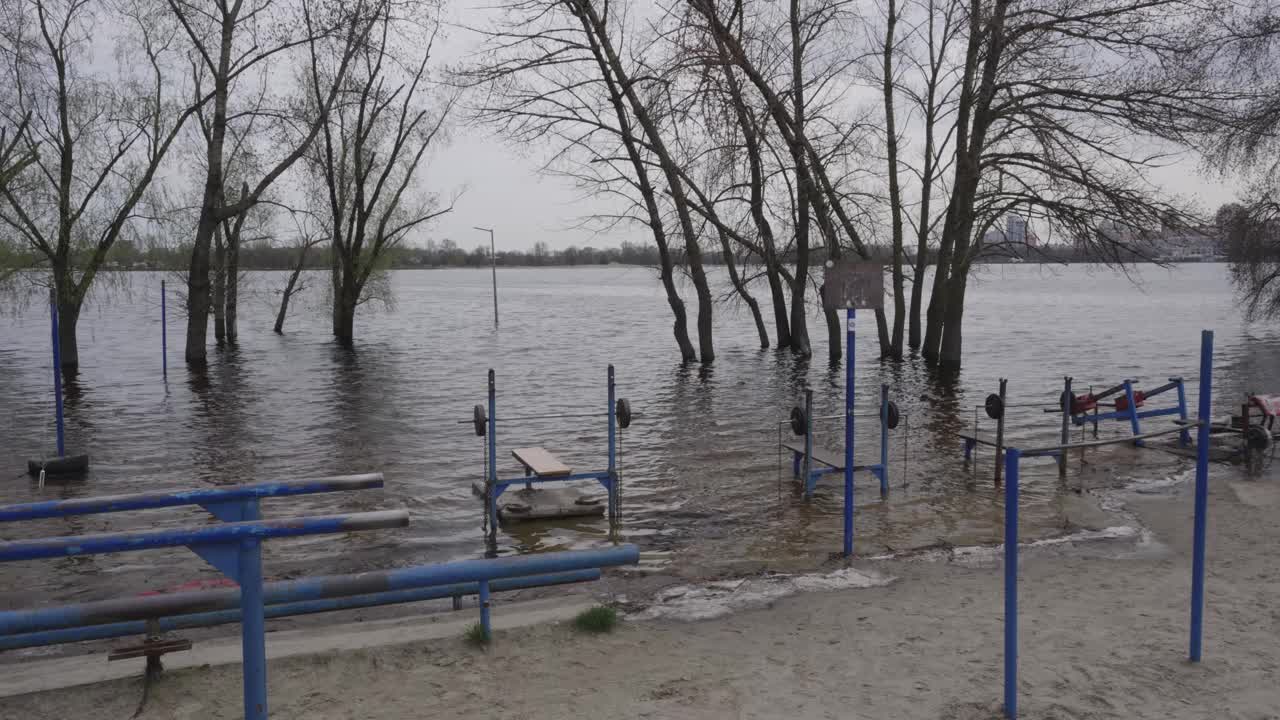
[4,463,1279,720]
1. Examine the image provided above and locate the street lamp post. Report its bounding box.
[474,226,498,327]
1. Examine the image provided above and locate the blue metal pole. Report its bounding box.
[161,280,167,378]
[478,580,491,639]
[488,369,498,536]
[239,539,268,720]
[1004,447,1021,719]
[1190,330,1213,662]
[1176,379,1190,447]
[844,308,855,558]
[0,571,602,649]
[49,287,65,457]
[1123,380,1142,443]
[607,364,617,521]
[804,387,814,496]
[879,383,889,495]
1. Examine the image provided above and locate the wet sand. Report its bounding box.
[4,457,1278,719]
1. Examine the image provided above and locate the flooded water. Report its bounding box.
[2,263,1278,606]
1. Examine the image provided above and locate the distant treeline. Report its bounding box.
[15,237,1151,272]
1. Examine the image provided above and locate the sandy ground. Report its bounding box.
[4,460,1280,720]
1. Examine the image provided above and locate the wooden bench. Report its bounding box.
[511,447,572,477]
[780,441,845,471]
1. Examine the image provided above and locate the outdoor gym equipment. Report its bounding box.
[779,383,899,497]
[997,331,1214,719]
[0,473,640,720]
[963,373,1190,484]
[468,366,631,537]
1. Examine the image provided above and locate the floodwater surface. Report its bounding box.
[1,264,1277,606]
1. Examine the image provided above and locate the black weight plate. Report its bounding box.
[616,398,632,429]
[1246,424,1270,450]
[885,401,900,430]
[473,404,487,436]
[985,393,1004,420]
[790,406,807,436]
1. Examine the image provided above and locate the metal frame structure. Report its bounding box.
[998,331,1214,719]
[786,383,892,498]
[482,365,624,537]
[0,476,641,720]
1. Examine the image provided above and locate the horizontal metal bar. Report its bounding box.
[1018,422,1202,456]
[0,510,409,563]
[0,545,637,633]
[1143,379,1181,398]
[0,570,601,649]
[457,411,636,424]
[0,474,385,523]
[1137,406,1183,419]
[492,471,610,487]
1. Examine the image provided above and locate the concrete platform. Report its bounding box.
[0,596,594,699]
[471,484,606,523]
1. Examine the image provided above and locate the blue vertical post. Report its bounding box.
[161,280,167,378]
[1058,377,1071,476]
[49,287,65,458]
[478,579,492,639]
[803,387,814,496]
[238,538,268,720]
[843,308,855,558]
[1004,447,1021,719]
[607,364,617,521]
[1123,380,1142,443]
[878,383,889,495]
[1175,379,1190,447]
[487,369,498,536]
[1190,330,1213,662]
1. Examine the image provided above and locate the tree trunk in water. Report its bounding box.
[661,265,697,361]
[186,215,215,365]
[874,308,891,359]
[766,270,791,349]
[274,272,299,334]
[56,299,81,371]
[213,228,226,345]
[717,230,768,348]
[226,228,239,344]
[332,265,359,347]
[825,307,841,363]
[908,260,927,351]
[789,276,811,357]
[938,265,970,368]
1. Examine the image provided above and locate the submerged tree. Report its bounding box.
[0,0,200,369]
[166,0,379,366]
[305,0,455,346]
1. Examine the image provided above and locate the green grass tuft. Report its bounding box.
[464,622,490,647]
[573,605,618,634]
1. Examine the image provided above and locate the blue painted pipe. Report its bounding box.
[240,539,267,720]
[0,570,601,650]
[843,308,855,557]
[0,547,634,634]
[0,474,384,523]
[1004,447,1021,719]
[1190,330,1213,661]
[0,510,409,563]
[161,279,167,378]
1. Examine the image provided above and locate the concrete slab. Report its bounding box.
[0,596,594,699]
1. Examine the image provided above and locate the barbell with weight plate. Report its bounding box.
[470,400,635,436]
[788,401,901,436]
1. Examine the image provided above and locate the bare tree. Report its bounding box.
[0,0,202,369]
[914,0,1240,368]
[467,0,704,362]
[305,0,454,346]
[274,208,327,333]
[0,116,38,191]
[166,0,378,366]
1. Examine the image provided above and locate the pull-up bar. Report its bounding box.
[999,330,1214,719]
